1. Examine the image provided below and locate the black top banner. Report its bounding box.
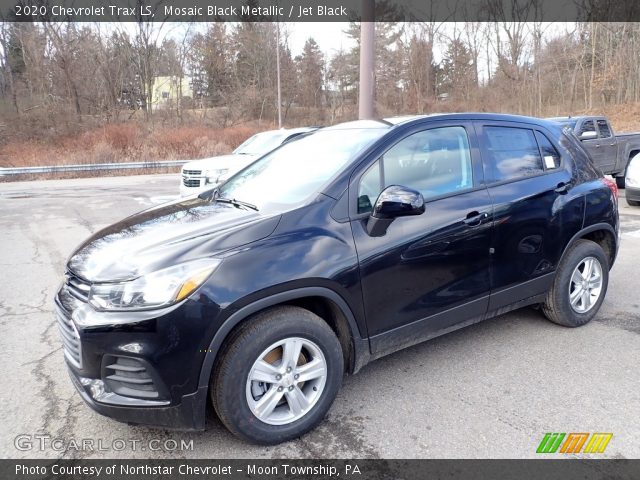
[2,0,640,22]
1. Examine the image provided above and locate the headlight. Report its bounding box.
[89,259,221,311]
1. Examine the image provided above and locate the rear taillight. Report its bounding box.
[603,177,618,199]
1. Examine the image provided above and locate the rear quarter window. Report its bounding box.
[535,131,562,169]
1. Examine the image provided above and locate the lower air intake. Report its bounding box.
[103,356,161,400]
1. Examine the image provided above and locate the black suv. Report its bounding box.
[56,114,619,444]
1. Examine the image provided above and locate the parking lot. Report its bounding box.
[0,174,639,459]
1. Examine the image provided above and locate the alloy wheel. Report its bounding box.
[245,337,327,425]
[568,256,603,314]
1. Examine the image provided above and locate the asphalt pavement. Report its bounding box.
[0,174,638,459]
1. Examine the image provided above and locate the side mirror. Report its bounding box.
[366,185,425,237]
[579,130,598,140]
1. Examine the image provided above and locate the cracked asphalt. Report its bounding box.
[0,174,639,459]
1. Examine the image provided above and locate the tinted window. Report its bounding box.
[357,126,473,213]
[484,127,543,182]
[597,119,612,138]
[535,131,561,169]
[358,162,381,213]
[579,120,596,136]
[220,128,384,211]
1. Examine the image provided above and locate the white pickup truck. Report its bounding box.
[180,127,318,196]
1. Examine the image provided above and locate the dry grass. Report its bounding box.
[0,166,181,183]
[4,102,640,182]
[0,123,266,169]
[584,104,640,133]
[534,103,640,132]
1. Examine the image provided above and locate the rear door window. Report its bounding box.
[483,126,544,182]
[596,119,612,138]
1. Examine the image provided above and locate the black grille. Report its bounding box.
[55,302,82,368]
[104,357,160,399]
[65,271,90,302]
[182,169,201,175]
[57,285,82,313]
[182,177,201,188]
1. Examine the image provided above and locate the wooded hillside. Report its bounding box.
[2,21,640,168]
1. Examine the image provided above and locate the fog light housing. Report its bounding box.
[80,377,105,399]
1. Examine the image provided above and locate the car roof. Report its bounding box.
[284,126,319,134]
[258,126,319,136]
[390,112,557,127]
[547,116,606,122]
[383,114,434,124]
[326,113,559,131]
[323,120,394,130]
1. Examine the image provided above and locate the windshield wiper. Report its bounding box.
[215,196,259,211]
[198,188,258,211]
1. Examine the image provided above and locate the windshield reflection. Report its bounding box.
[220,128,385,211]
[233,131,287,155]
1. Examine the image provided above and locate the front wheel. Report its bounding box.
[615,176,625,189]
[211,306,344,444]
[542,239,609,327]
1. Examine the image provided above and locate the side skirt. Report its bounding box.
[369,273,553,361]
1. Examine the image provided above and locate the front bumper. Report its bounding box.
[180,181,211,197]
[67,365,208,430]
[626,184,640,203]
[180,173,221,197]
[55,278,222,430]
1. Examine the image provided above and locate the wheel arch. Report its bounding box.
[618,148,640,177]
[197,287,371,392]
[561,223,618,269]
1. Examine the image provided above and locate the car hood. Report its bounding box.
[67,196,280,282]
[182,154,258,172]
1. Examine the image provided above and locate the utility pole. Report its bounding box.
[276,20,283,128]
[358,0,375,119]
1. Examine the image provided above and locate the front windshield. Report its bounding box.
[218,128,386,211]
[233,131,289,155]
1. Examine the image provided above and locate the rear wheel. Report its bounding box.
[615,176,625,189]
[211,306,343,444]
[628,198,640,207]
[542,239,609,327]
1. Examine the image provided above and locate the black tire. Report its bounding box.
[542,239,609,327]
[211,306,344,445]
[615,176,625,189]
[627,198,640,207]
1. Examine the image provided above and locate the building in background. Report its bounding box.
[151,76,193,108]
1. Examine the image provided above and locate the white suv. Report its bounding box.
[180,127,318,196]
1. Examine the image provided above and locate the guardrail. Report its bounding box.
[0,160,188,176]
